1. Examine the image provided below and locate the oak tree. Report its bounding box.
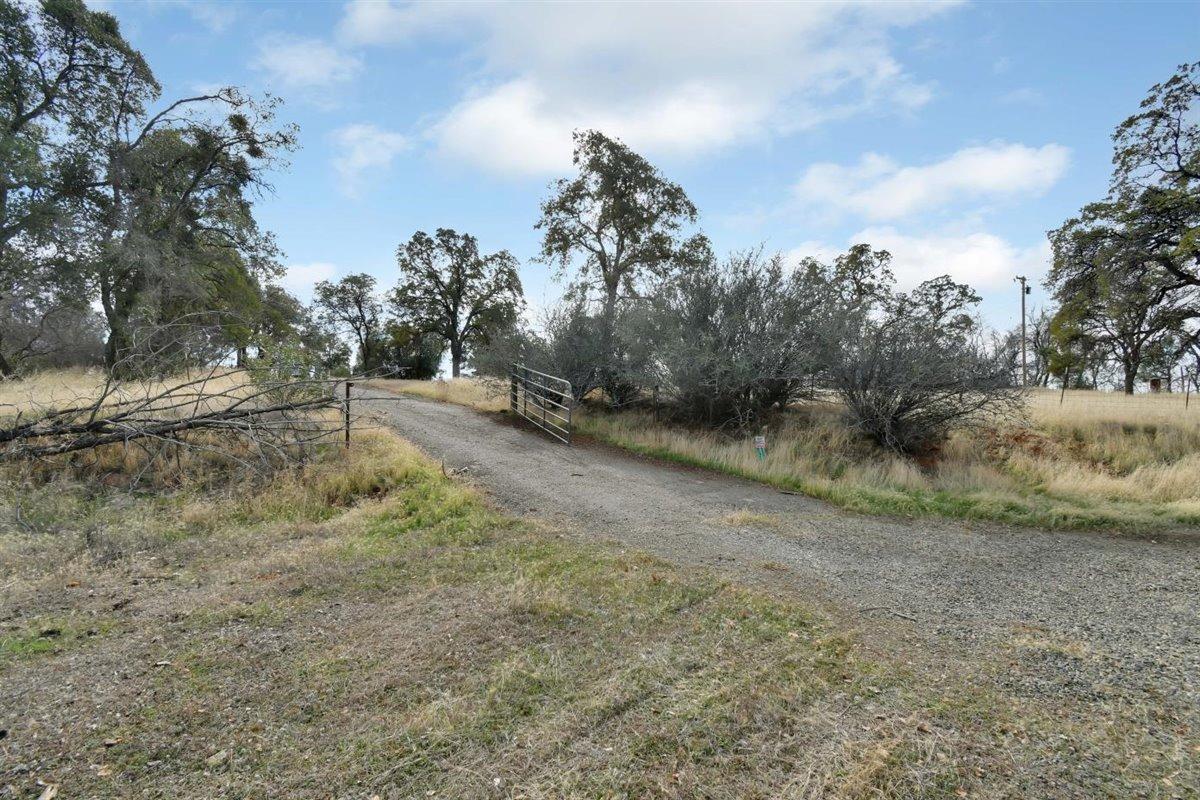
[391,228,522,378]
[314,273,383,374]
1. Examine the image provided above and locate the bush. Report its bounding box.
[652,250,829,427]
[483,244,1022,456]
[470,300,610,402]
[826,275,1021,455]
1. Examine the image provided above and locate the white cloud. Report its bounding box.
[794,142,1070,221]
[784,240,843,266]
[280,262,339,302]
[339,0,961,175]
[177,1,238,33]
[252,34,362,93]
[331,123,410,196]
[847,227,1050,290]
[431,78,768,176]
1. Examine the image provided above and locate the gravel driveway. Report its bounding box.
[363,387,1200,711]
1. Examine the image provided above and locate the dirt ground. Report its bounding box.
[5,432,1110,799]
[2,397,1198,797]
[362,386,1200,726]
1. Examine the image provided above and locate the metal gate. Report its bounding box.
[509,364,573,444]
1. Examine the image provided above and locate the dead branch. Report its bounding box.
[0,317,366,476]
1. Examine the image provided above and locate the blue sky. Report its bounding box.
[94,0,1199,330]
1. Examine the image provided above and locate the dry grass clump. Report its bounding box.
[721,509,785,528]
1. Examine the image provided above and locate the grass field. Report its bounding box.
[2,424,1193,797]
[377,378,1200,532]
[0,367,252,419]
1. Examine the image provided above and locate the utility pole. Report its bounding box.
[1015,275,1030,387]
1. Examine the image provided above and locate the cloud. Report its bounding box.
[102,1,238,31]
[280,262,339,302]
[331,123,410,196]
[177,1,238,33]
[252,34,362,93]
[431,78,768,176]
[847,227,1050,290]
[339,0,961,175]
[794,142,1070,220]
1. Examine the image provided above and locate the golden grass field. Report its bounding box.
[0,367,250,417]
[378,377,1200,531]
[0,369,339,488]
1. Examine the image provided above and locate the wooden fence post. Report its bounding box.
[344,381,353,448]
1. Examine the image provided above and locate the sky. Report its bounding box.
[91,0,1200,331]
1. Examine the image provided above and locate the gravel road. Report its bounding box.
[363,387,1200,708]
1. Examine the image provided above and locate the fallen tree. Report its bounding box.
[0,320,349,477]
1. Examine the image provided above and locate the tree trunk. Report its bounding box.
[100,265,144,373]
[598,283,620,401]
[1123,365,1136,395]
[104,324,131,371]
[450,340,463,378]
[358,337,370,375]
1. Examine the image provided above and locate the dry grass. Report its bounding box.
[0,367,251,419]
[0,367,120,415]
[372,377,510,413]
[721,509,785,528]
[1027,386,1200,429]
[380,378,1200,531]
[2,369,343,490]
[2,427,1191,797]
[578,406,1200,530]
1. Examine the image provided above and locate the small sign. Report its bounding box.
[753,434,767,461]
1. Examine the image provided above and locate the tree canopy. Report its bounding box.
[536,129,706,314]
[392,228,523,378]
[1047,62,1200,391]
[314,273,383,374]
[0,0,298,375]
